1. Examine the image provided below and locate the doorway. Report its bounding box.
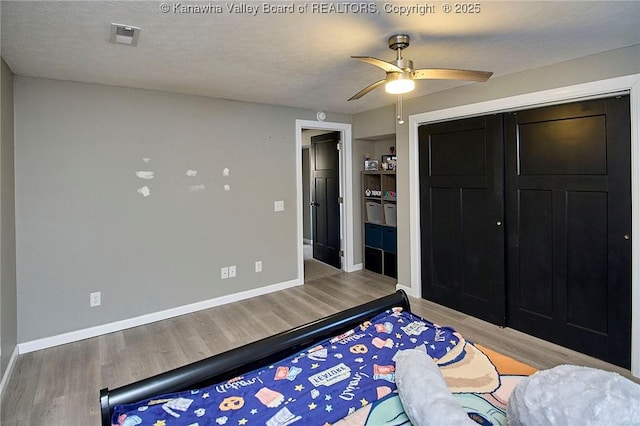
[310,131,342,269]
[295,120,354,284]
[301,130,341,281]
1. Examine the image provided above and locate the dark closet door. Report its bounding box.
[505,96,631,368]
[311,132,342,269]
[419,115,506,325]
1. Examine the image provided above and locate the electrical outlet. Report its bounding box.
[229,265,236,278]
[90,292,101,307]
[274,200,284,212]
[255,261,262,272]
[221,267,229,279]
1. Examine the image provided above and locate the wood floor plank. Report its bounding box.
[303,258,342,281]
[33,346,69,404]
[1,351,43,425]
[30,394,72,425]
[2,270,638,425]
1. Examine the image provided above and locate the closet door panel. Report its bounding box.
[461,188,492,302]
[430,129,486,176]
[565,191,608,333]
[506,96,631,368]
[430,187,460,291]
[518,116,607,175]
[516,189,554,319]
[419,115,505,325]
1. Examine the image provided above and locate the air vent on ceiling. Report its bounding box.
[109,23,141,46]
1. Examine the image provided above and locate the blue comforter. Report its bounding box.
[112,308,459,426]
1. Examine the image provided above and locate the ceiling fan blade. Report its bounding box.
[348,79,386,101]
[413,68,493,82]
[352,56,403,73]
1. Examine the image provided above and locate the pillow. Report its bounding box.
[507,364,640,426]
[395,348,476,426]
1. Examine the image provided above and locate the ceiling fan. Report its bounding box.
[348,34,493,101]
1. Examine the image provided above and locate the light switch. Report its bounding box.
[274,200,285,212]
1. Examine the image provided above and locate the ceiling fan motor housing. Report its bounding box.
[386,71,413,83]
[388,34,410,51]
[393,58,414,72]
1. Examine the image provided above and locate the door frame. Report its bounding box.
[295,120,356,282]
[407,73,640,377]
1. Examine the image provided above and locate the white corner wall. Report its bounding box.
[0,57,18,393]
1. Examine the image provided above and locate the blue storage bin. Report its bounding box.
[382,226,397,253]
[365,223,382,248]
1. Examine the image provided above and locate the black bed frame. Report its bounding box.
[100,289,410,425]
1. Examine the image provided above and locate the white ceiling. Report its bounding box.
[1,1,639,114]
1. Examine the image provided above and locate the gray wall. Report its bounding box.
[353,106,395,140]
[14,77,350,343]
[353,44,640,290]
[1,58,17,375]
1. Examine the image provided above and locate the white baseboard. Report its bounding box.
[346,263,363,273]
[18,278,303,354]
[0,346,19,400]
[303,238,312,245]
[396,283,418,298]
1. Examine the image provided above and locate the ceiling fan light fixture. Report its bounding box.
[385,72,415,94]
[348,33,493,102]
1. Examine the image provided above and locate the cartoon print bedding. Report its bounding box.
[112,308,535,426]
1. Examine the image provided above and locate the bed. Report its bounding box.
[100,290,535,426]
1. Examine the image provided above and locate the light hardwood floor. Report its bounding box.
[303,242,342,281]
[1,270,637,425]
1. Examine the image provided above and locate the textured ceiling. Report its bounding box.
[1,1,639,114]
